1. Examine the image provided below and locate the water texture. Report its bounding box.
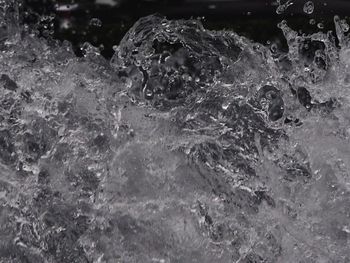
[0,1,349,262]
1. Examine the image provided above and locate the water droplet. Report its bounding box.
[222,101,230,110]
[277,20,288,29]
[340,19,349,32]
[276,5,286,15]
[303,1,314,14]
[81,42,101,57]
[317,22,324,29]
[309,19,316,25]
[182,73,192,81]
[89,18,102,27]
[270,43,278,53]
[276,0,293,15]
[144,88,154,99]
[55,3,79,12]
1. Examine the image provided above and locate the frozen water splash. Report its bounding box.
[0,2,350,262]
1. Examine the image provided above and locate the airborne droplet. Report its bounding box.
[276,0,293,15]
[89,18,102,27]
[276,5,286,15]
[303,1,314,15]
[340,19,350,32]
[317,22,324,29]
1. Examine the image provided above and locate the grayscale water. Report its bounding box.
[0,0,349,262]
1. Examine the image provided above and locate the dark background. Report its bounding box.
[22,0,350,58]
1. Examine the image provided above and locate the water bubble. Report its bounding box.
[317,22,324,29]
[309,19,316,25]
[303,1,314,14]
[270,43,278,53]
[89,18,102,27]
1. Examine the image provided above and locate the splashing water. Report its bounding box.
[0,1,350,262]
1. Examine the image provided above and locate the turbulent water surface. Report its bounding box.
[0,1,350,262]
